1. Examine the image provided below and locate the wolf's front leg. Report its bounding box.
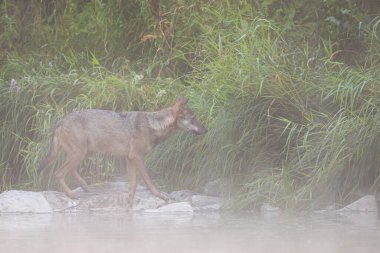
[132,156,170,201]
[126,160,138,206]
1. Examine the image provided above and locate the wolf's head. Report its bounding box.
[173,97,208,135]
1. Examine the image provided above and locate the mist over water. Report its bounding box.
[1,212,379,253]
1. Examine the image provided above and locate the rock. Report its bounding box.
[133,197,166,211]
[43,191,81,212]
[0,190,52,213]
[337,195,378,213]
[191,195,220,207]
[193,203,221,212]
[145,202,194,213]
[169,190,196,202]
[203,178,231,197]
[0,182,223,213]
[80,192,131,211]
[260,202,281,213]
[314,204,340,214]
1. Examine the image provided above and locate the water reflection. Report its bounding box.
[0,212,379,253]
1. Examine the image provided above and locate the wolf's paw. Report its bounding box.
[158,191,170,201]
[66,191,80,199]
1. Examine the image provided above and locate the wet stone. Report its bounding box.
[144,202,194,213]
[338,195,378,213]
[169,190,196,202]
[0,190,52,213]
[260,203,281,213]
[193,203,221,212]
[191,195,220,207]
[133,197,166,211]
[43,191,81,212]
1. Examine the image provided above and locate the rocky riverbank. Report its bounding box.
[0,182,221,213]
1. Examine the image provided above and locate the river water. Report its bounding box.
[0,211,379,253]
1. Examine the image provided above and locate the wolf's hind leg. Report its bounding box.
[72,169,89,191]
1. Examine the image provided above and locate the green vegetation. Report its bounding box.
[1,0,380,210]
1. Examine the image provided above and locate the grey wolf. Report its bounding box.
[38,97,207,204]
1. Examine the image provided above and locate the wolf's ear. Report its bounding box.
[173,96,187,115]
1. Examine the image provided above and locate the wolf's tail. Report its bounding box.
[37,124,61,174]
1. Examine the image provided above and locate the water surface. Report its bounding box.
[1,211,379,253]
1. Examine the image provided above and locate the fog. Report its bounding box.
[1,212,379,253]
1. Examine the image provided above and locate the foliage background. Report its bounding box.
[1,0,380,210]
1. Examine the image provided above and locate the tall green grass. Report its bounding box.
[147,5,380,209]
